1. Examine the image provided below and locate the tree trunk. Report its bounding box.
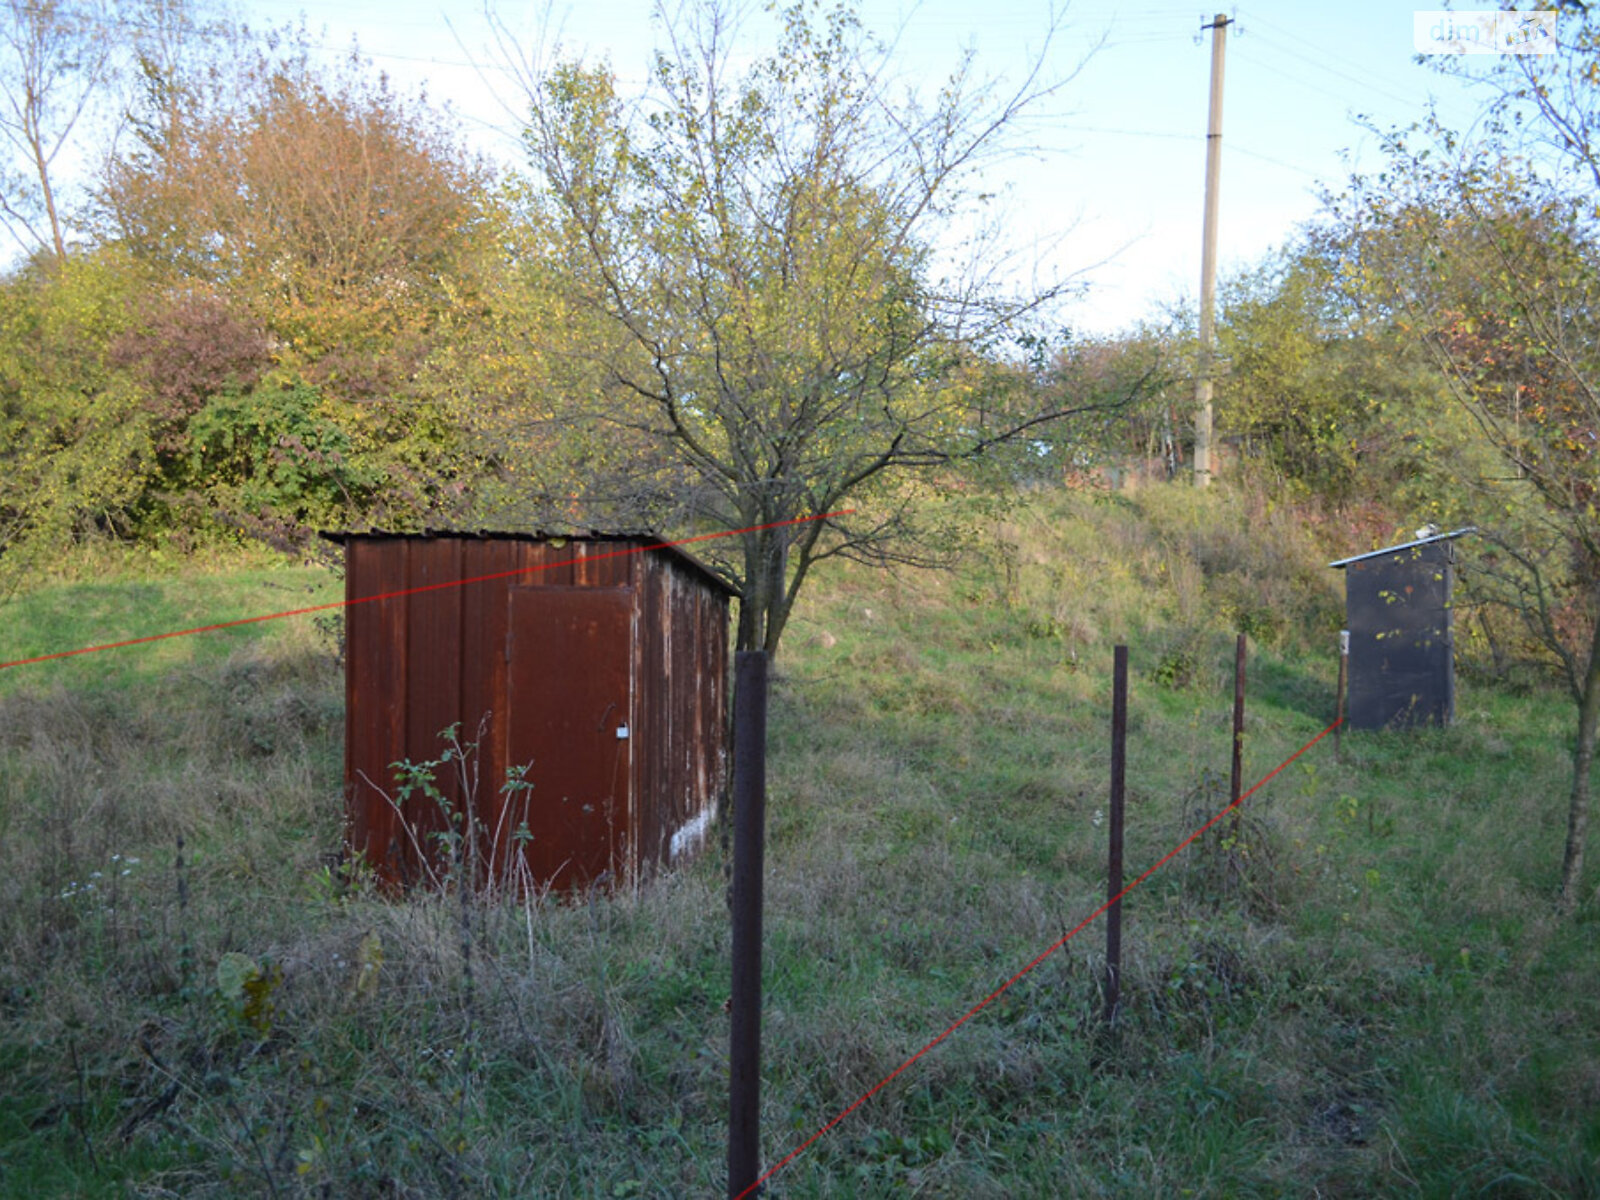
[1558,612,1600,912]
[735,531,768,655]
[735,583,762,656]
[736,526,792,659]
[762,537,792,657]
[32,127,66,264]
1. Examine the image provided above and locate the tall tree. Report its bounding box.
[495,0,1113,656]
[1015,326,1183,486]
[0,0,116,263]
[93,25,499,540]
[0,247,155,590]
[98,26,497,400]
[1210,244,1452,504]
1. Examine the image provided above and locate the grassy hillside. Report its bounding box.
[0,483,1595,1197]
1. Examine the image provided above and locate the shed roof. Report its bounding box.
[318,528,738,597]
[1328,527,1476,570]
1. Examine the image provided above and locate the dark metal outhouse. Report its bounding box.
[1330,528,1473,731]
[320,531,734,892]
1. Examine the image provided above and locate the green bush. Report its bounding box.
[184,382,379,530]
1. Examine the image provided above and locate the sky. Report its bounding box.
[225,1,1502,335]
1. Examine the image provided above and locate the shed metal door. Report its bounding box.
[1346,548,1454,730]
[506,587,632,889]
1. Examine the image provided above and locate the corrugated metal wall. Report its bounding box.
[631,550,730,879]
[334,533,730,892]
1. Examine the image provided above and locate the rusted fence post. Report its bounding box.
[729,650,769,1199]
[1335,629,1349,760]
[1104,645,1127,1031]
[1229,633,1246,835]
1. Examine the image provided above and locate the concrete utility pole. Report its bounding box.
[1193,11,1232,488]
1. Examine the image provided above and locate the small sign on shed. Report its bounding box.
[1330,528,1473,731]
[320,530,734,893]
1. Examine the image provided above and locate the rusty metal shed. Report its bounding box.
[320,530,734,892]
[1330,528,1473,731]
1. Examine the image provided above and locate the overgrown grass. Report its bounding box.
[0,563,340,697]
[0,482,1595,1197]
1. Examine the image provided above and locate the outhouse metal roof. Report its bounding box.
[318,527,738,597]
[1328,527,1476,569]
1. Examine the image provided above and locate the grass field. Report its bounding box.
[1,483,1596,1197]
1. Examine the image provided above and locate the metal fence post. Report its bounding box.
[1105,645,1127,1031]
[1335,629,1349,760]
[1229,632,1246,835]
[729,651,769,1199]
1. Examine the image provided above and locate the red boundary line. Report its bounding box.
[0,511,851,672]
[734,716,1343,1199]
[4,508,1338,1195]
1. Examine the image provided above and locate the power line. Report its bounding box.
[0,1,519,76]
[1243,12,1420,104]
[1056,122,1192,141]
[1050,123,1324,179]
[1102,33,1200,47]
[1228,141,1325,180]
[1237,17,1494,132]
[1241,28,1420,109]
[1233,46,1380,111]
